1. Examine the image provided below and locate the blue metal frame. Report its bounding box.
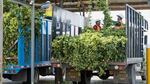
[18,24,25,66]
[3,19,52,75]
[35,36,39,63]
[27,40,31,64]
[41,20,45,61]
[46,20,49,61]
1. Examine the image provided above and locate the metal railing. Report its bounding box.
[126,4,148,64]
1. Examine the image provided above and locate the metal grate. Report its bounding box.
[126,4,148,64]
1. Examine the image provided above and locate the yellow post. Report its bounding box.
[147,45,150,84]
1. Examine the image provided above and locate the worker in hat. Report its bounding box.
[41,1,53,19]
[113,14,125,30]
[93,20,102,31]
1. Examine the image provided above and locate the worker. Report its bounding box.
[113,14,124,30]
[41,1,53,20]
[93,20,101,31]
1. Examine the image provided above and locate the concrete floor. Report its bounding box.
[3,76,146,84]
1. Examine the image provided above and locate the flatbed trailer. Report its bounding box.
[3,4,148,84]
[52,4,149,84]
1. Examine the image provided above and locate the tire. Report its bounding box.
[99,70,110,80]
[55,68,63,84]
[80,70,92,84]
[72,71,92,84]
[22,69,39,84]
[141,75,146,80]
[34,69,39,83]
[72,81,78,84]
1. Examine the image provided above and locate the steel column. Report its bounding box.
[127,64,136,84]
[0,0,3,83]
[59,0,64,8]
[31,0,35,84]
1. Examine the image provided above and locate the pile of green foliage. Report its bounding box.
[52,28,126,75]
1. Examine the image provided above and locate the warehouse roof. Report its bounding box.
[36,0,150,11]
[13,0,150,11]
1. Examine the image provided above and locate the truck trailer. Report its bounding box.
[3,5,85,84]
[3,4,148,84]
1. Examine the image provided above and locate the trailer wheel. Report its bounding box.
[23,69,39,84]
[72,71,92,84]
[34,69,39,83]
[99,70,110,80]
[141,75,146,80]
[55,67,63,84]
[141,70,146,80]
[72,81,78,84]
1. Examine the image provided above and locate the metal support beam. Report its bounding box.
[59,0,64,8]
[31,0,35,84]
[81,1,85,16]
[0,0,3,83]
[11,0,29,7]
[127,64,136,84]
